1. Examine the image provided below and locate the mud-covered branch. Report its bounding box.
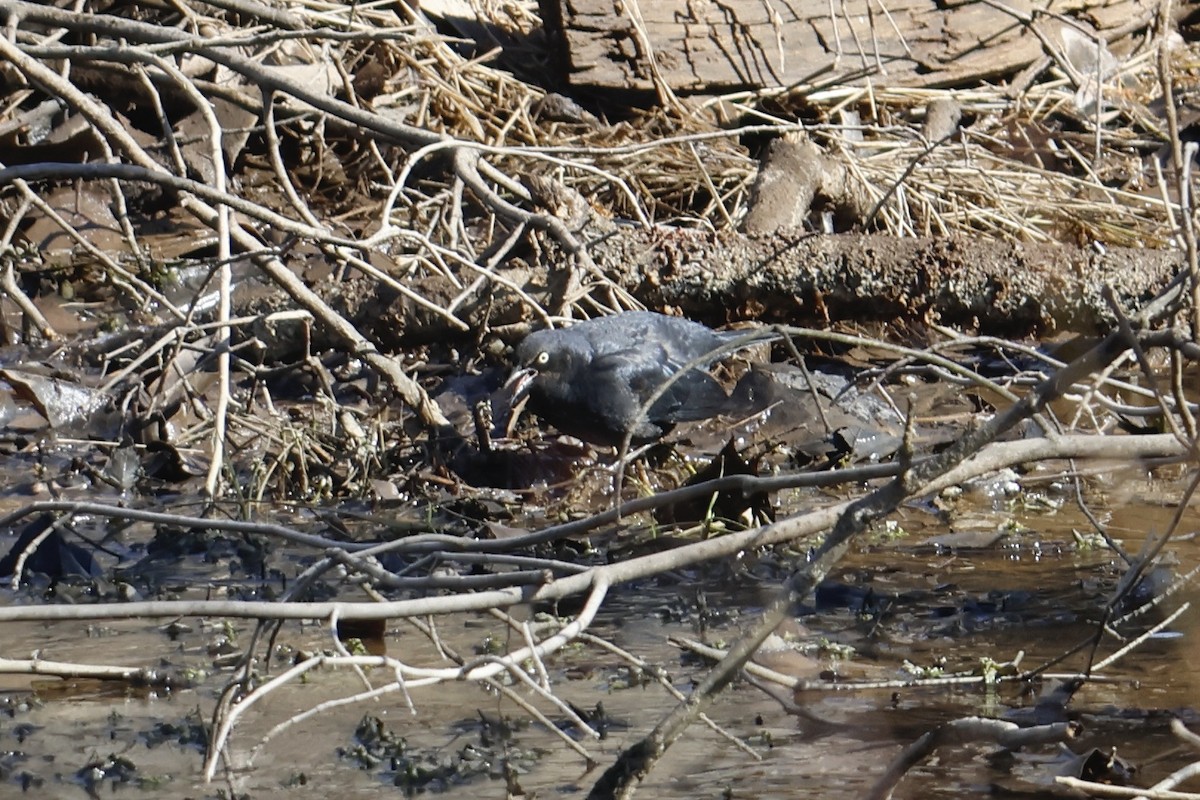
[578,229,1185,336]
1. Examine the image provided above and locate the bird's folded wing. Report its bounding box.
[591,349,732,423]
[650,370,733,422]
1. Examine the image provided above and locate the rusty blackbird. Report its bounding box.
[505,311,748,445]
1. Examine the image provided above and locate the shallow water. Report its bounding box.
[0,463,1198,800]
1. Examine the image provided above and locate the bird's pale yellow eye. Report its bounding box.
[535,351,550,366]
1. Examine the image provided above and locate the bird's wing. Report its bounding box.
[651,342,736,421]
[646,369,732,422]
[591,347,731,424]
[587,348,662,417]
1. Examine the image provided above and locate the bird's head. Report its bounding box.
[504,327,589,405]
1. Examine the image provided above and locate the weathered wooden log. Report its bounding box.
[585,229,1182,334]
[538,0,1158,97]
[351,229,1184,340]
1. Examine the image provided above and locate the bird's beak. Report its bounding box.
[504,367,537,403]
[497,367,537,439]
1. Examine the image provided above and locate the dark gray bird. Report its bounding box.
[505,311,749,446]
